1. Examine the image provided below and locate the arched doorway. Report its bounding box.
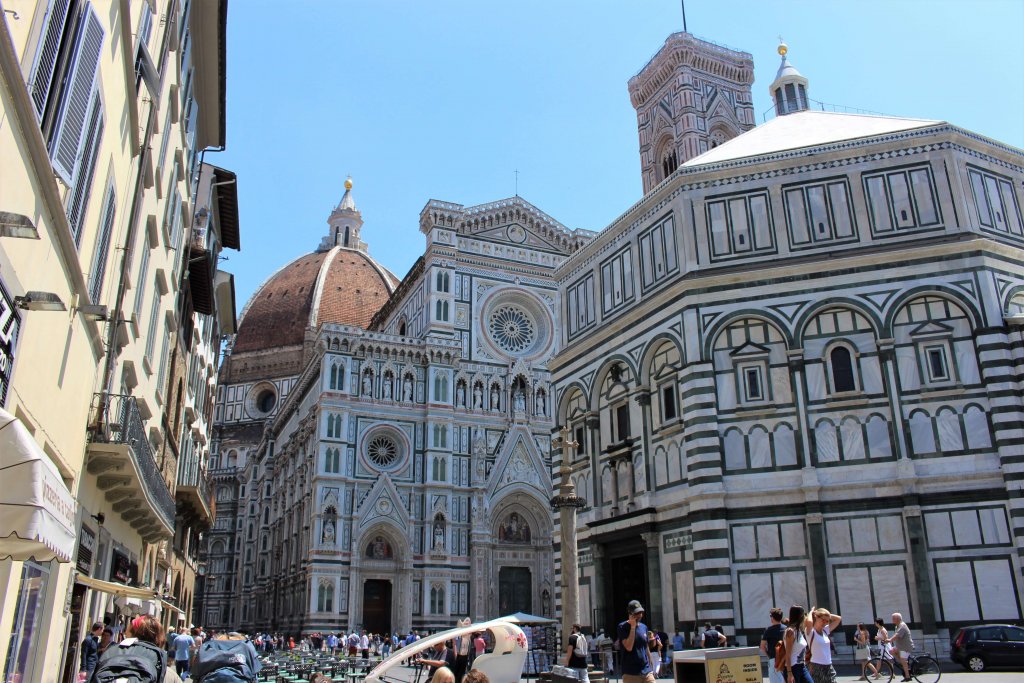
[483,491,554,619]
[349,527,411,633]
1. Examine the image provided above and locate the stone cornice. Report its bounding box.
[556,124,1024,283]
[628,32,754,108]
[419,196,595,253]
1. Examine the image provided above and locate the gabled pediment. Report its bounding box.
[487,429,551,498]
[420,196,591,256]
[910,321,954,337]
[707,95,741,127]
[653,107,675,137]
[730,341,771,357]
[354,473,409,532]
[470,222,566,252]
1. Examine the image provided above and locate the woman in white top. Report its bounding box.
[806,607,842,683]
[873,617,890,656]
[783,605,813,683]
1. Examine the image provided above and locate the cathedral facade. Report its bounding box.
[550,39,1024,646]
[204,181,592,634]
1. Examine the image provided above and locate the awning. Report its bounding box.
[75,574,159,600]
[214,270,236,334]
[160,599,185,617]
[0,408,76,562]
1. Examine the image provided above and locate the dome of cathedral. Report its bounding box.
[233,247,399,354]
[233,179,399,354]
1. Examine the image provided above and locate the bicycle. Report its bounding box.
[866,647,941,683]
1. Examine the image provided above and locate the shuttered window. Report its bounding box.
[64,92,104,246]
[133,236,150,321]
[50,2,104,184]
[145,291,161,361]
[88,183,116,303]
[27,0,74,121]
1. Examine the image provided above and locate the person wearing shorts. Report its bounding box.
[887,613,913,682]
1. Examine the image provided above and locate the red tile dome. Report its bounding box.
[233,246,398,354]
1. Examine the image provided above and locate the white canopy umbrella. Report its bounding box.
[0,407,76,562]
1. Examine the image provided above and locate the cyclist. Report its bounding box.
[886,613,913,682]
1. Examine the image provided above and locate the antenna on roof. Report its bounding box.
[514,169,519,197]
[681,0,688,33]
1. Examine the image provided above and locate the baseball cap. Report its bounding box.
[628,600,645,615]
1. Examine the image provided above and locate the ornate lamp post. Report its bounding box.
[551,426,586,645]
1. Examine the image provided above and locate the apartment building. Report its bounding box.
[0,2,237,680]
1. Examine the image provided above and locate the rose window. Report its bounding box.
[488,305,536,354]
[367,435,398,468]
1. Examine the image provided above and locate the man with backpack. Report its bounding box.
[563,623,590,683]
[759,608,786,683]
[89,615,178,683]
[699,624,726,648]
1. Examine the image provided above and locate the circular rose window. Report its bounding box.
[366,434,399,468]
[488,305,536,354]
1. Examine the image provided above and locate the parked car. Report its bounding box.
[950,624,1024,671]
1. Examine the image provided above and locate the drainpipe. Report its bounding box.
[94,105,158,425]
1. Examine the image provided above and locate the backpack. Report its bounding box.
[191,640,262,683]
[774,636,787,672]
[703,629,720,646]
[88,638,164,683]
[572,633,589,658]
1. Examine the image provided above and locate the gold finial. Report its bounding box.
[344,176,353,190]
[777,36,788,57]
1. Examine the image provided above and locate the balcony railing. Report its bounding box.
[87,393,176,536]
[177,462,215,524]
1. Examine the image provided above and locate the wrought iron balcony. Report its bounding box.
[86,393,175,540]
[176,462,215,527]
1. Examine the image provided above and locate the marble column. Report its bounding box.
[552,426,586,644]
[641,532,663,630]
[904,506,938,634]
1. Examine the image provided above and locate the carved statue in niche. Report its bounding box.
[498,511,531,543]
[457,382,466,408]
[323,519,336,543]
[382,375,393,400]
[432,517,445,552]
[535,390,545,415]
[362,372,372,397]
[490,385,500,411]
[368,535,392,559]
[403,375,414,402]
[473,383,483,409]
[514,389,526,412]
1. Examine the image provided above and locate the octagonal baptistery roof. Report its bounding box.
[232,180,399,355]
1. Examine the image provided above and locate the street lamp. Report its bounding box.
[14,291,65,311]
[0,211,39,239]
[551,426,586,646]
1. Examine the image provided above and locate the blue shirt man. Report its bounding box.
[174,631,195,674]
[616,600,653,682]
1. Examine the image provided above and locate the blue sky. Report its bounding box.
[215,0,1024,310]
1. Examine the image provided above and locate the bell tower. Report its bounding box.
[628,32,755,193]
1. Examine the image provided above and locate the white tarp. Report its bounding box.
[0,407,76,562]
